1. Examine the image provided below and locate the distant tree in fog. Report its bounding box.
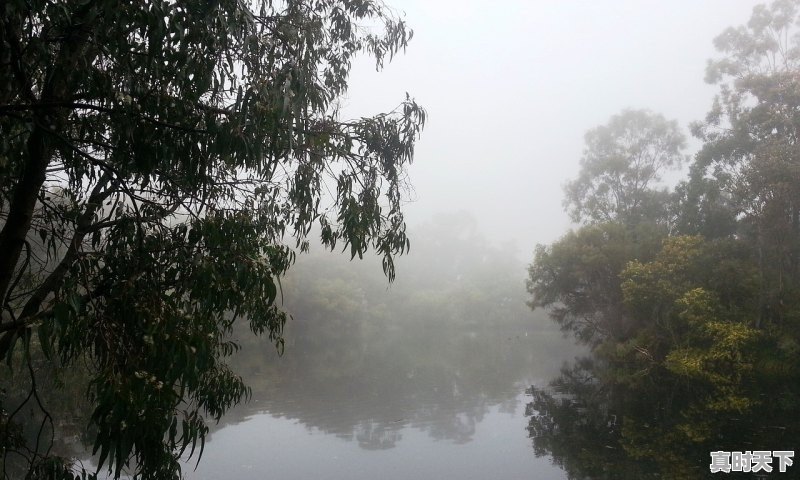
[564,109,686,226]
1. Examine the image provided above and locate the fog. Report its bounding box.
[344,0,762,252]
[2,212,586,478]
[186,214,585,479]
[187,4,800,476]
[4,2,793,479]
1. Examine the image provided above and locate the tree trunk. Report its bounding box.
[0,11,96,304]
[0,125,50,302]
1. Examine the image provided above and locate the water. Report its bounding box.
[4,242,587,478]
[189,393,565,480]
[182,325,581,480]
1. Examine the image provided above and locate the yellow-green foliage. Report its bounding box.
[664,288,761,412]
[621,235,704,313]
[622,236,764,415]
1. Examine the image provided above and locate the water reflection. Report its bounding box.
[525,356,800,479]
[213,321,578,451]
[187,303,580,479]
[4,215,585,478]
[191,393,569,480]
[207,218,585,455]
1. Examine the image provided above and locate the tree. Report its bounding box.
[529,235,799,479]
[564,109,687,226]
[671,168,738,239]
[0,0,425,478]
[526,222,665,346]
[528,3,800,475]
[690,0,800,324]
[530,110,685,348]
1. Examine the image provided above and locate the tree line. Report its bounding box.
[526,1,800,477]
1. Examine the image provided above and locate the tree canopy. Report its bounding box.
[563,109,686,226]
[691,0,800,320]
[0,0,424,478]
[527,1,800,475]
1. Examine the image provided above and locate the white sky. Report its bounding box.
[342,0,763,258]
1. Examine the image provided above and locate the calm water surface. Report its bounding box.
[189,392,565,480]
[184,325,581,480]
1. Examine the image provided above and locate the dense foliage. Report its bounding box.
[527,0,800,477]
[0,0,424,478]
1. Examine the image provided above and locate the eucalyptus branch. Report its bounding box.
[14,172,116,326]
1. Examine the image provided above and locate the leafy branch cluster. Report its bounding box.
[0,0,424,478]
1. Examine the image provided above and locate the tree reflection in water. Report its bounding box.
[3,213,583,472]
[212,316,575,451]
[201,214,584,451]
[526,357,800,479]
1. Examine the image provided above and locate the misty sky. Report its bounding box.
[341,0,764,259]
